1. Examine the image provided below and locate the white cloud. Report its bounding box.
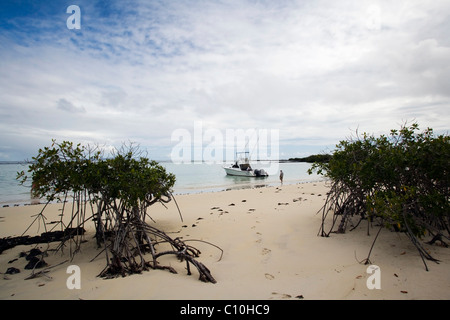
[0,0,449,160]
[57,98,86,113]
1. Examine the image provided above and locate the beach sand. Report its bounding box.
[1,181,449,300]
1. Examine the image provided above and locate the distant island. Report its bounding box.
[286,154,332,163]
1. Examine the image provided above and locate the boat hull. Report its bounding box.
[224,167,255,176]
[223,167,268,177]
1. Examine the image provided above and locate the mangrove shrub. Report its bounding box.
[309,123,449,270]
[17,140,217,282]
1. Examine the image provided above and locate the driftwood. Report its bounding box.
[0,228,85,254]
[24,260,69,280]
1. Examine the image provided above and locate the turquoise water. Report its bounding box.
[0,161,323,205]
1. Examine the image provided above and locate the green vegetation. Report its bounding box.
[17,140,217,282]
[309,123,450,270]
[289,154,332,163]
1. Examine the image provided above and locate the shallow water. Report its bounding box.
[0,161,324,205]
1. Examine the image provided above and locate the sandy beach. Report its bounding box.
[1,181,450,300]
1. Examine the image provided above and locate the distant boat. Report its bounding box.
[223,152,268,177]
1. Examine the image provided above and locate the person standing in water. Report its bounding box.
[279,170,284,185]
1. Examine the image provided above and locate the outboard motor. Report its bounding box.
[255,169,267,177]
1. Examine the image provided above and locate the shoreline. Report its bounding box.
[1,181,450,300]
[172,178,328,196]
[0,177,328,208]
[0,161,323,208]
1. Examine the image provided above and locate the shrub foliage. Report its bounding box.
[17,140,217,282]
[309,123,449,270]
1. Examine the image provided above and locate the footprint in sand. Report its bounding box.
[261,248,272,263]
[265,273,275,280]
[255,231,262,243]
[271,292,303,299]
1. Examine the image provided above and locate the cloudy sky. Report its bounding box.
[1,0,449,161]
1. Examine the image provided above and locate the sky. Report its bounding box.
[1,0,449,162]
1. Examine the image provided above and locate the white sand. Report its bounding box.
[1,181,449,300]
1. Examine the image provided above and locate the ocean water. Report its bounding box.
[0,162,33,206]
[0,161,324,206]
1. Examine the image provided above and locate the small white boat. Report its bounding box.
[223,152,268,177]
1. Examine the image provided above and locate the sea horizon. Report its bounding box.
[0,161,324,207]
